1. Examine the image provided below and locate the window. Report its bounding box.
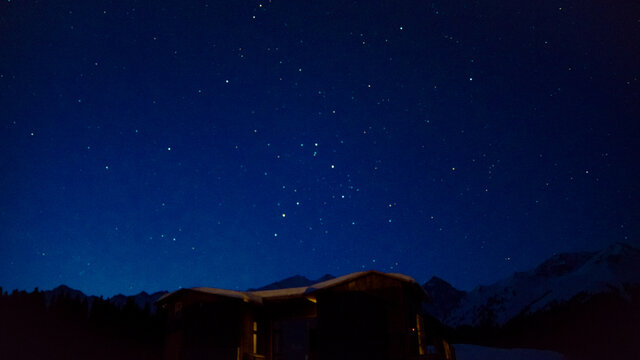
[416,314,426,355]
[442,340,453,360]
[252,321,259,354]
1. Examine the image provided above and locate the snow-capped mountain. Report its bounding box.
[438,242,640,327]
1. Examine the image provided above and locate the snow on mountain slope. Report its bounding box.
[445,242,640,327]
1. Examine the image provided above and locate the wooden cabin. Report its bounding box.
[156,270,455,360]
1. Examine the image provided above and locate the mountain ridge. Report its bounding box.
[422,276,467,321]
[7,274,339,312]
[6,242,638,326]
[428,242,640,327]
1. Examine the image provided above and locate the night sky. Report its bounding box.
[1,0,638,297]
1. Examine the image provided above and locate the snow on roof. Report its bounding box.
[250,271,424,300]
[249,286,309,300]
[306,270,420,292]
[157,270,425,305]
[156,287,263,305]
[191,287,264,303]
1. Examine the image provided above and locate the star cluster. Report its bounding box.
[0,0,638,296]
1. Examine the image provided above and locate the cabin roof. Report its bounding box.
[307,270,419,291]
[156,270,428,305]
[156,287,264,305]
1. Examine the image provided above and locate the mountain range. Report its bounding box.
[41,284,168,313]
[36,274,338,312]
[247,242,640,332]
[422,242,640,360]
[422,242,640,328]
[3,242,638,359]
[23,242,640,327]
[250,242,640,330]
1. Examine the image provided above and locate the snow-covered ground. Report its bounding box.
[454,344,565,360]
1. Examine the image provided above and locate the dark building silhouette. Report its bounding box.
[156,270,455,360]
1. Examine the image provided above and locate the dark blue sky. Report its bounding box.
[1,0,638,296]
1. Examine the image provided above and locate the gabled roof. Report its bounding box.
[306,270,420,292]
[249,286,309,300]
[156,287,264,305]
[157,270,428,305]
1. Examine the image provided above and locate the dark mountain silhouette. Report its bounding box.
[110,290,168,313]
[422,276,466,321]
[3,243,638,360]
[40,285,168,313]
[248,273,335,291]
[44,284,97,307]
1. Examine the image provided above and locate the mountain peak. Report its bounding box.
[49,284,87,299]
[53,284,73,291]
[424,276,454,288]
[422,276,466,321]
[108,290,168,311]
[315,274,336,282]
[443,242,640,327]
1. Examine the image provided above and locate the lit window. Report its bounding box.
[252,321,258,354]
[416,314,426,355]
[442,340,453,360]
